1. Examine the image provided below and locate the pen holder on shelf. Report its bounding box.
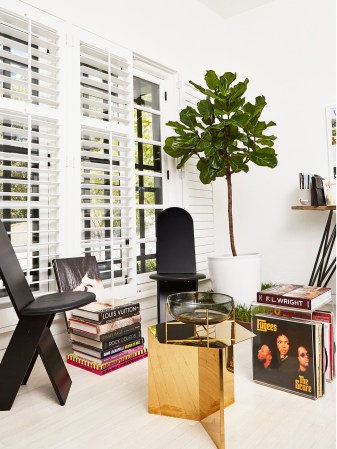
[298,188,311,205]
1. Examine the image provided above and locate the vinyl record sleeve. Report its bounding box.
[252,314,322,399]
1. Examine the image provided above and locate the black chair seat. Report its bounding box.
[150,273,206,282]
[21,292,96,316]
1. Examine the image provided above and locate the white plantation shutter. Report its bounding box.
[0,10,59,108]
[78,38,136,298]
[181,83,215,276]
[0,6,62,297]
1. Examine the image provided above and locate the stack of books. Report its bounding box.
[52,256,148,376]
[256,283,331,310]
[66,301,148,375]
[252,284,334,399]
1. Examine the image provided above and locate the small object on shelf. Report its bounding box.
[257,283,331,310]
[167,291,234,325]
[311,175,327,206]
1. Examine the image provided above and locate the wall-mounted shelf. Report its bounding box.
[291,205,336,211]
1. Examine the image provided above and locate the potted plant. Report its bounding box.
[164,70,278,305]
[235,282,276,329]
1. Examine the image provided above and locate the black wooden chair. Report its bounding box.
[149,207,206,323]
[0,220,95,410]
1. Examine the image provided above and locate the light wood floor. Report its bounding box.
[0,321,335,449]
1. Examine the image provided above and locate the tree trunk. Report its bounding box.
[227,173,237,256]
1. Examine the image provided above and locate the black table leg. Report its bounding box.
[157,280,198,323]
[309,210,336,287]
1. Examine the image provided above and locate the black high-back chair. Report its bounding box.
[150,207,206,323]
[0,220,95,410]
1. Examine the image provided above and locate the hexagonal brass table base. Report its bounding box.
[148,322,253,449]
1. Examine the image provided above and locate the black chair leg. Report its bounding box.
[21,351,38,385]
[0,315,50,411]
[38,326,72,406]
[22,315,54,385]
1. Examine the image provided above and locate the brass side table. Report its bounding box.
[148,321,254,449]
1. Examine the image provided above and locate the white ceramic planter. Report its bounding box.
[208,253,261,306]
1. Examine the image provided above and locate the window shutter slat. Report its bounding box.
[181,83,215,277]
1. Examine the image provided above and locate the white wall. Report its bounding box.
[212,0,336,292]
[18,0,336,292]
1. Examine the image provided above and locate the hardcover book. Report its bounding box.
[73,344,145,364]
[72,300,140,323]
[67,350,148,375]
[72,337,144,359]
[70,329,142,350]
[252,314,323,399]
[53,256,112,305]
[71,322,142,342]
[256,284,331,310]
[68,314,141,335]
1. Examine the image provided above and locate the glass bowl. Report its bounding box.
[167,291,234,325]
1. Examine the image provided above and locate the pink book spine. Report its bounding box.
[67,352,148,375]
[99,344,144,363]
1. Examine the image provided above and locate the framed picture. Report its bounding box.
[325,105,336,180]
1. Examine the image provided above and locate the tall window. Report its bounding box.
[133,76,163,277]
[79,40,136,298]
[0,8,61,297]
[0,4,180,307]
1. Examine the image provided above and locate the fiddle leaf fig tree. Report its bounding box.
[164,70,278,256]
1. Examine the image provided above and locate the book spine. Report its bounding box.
[99,322,141,341]
[74,337,144,358]
[98,303,140,323]
[256,293,311,310]
[72,330,142,350]
[72,322,142,342]
[101,330,142,349]
[74,344,145,364]
[96,314,141,334]
[67,351,148,375]
[69,314,141,335]
[73,303,140,323]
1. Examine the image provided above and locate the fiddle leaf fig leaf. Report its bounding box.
[189,80,206,95]
[179,107,199,128]
[230,154,249,172]
[198,98,214,125]
[176,152,194,169]
[219,72,237,94]
[229,79,249,101]
[249,151,278,168]
[166,120,189,131]
[196,130,213,151]
[230,112,250,128]
[257,138,275,147]
[204,70,219,90]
